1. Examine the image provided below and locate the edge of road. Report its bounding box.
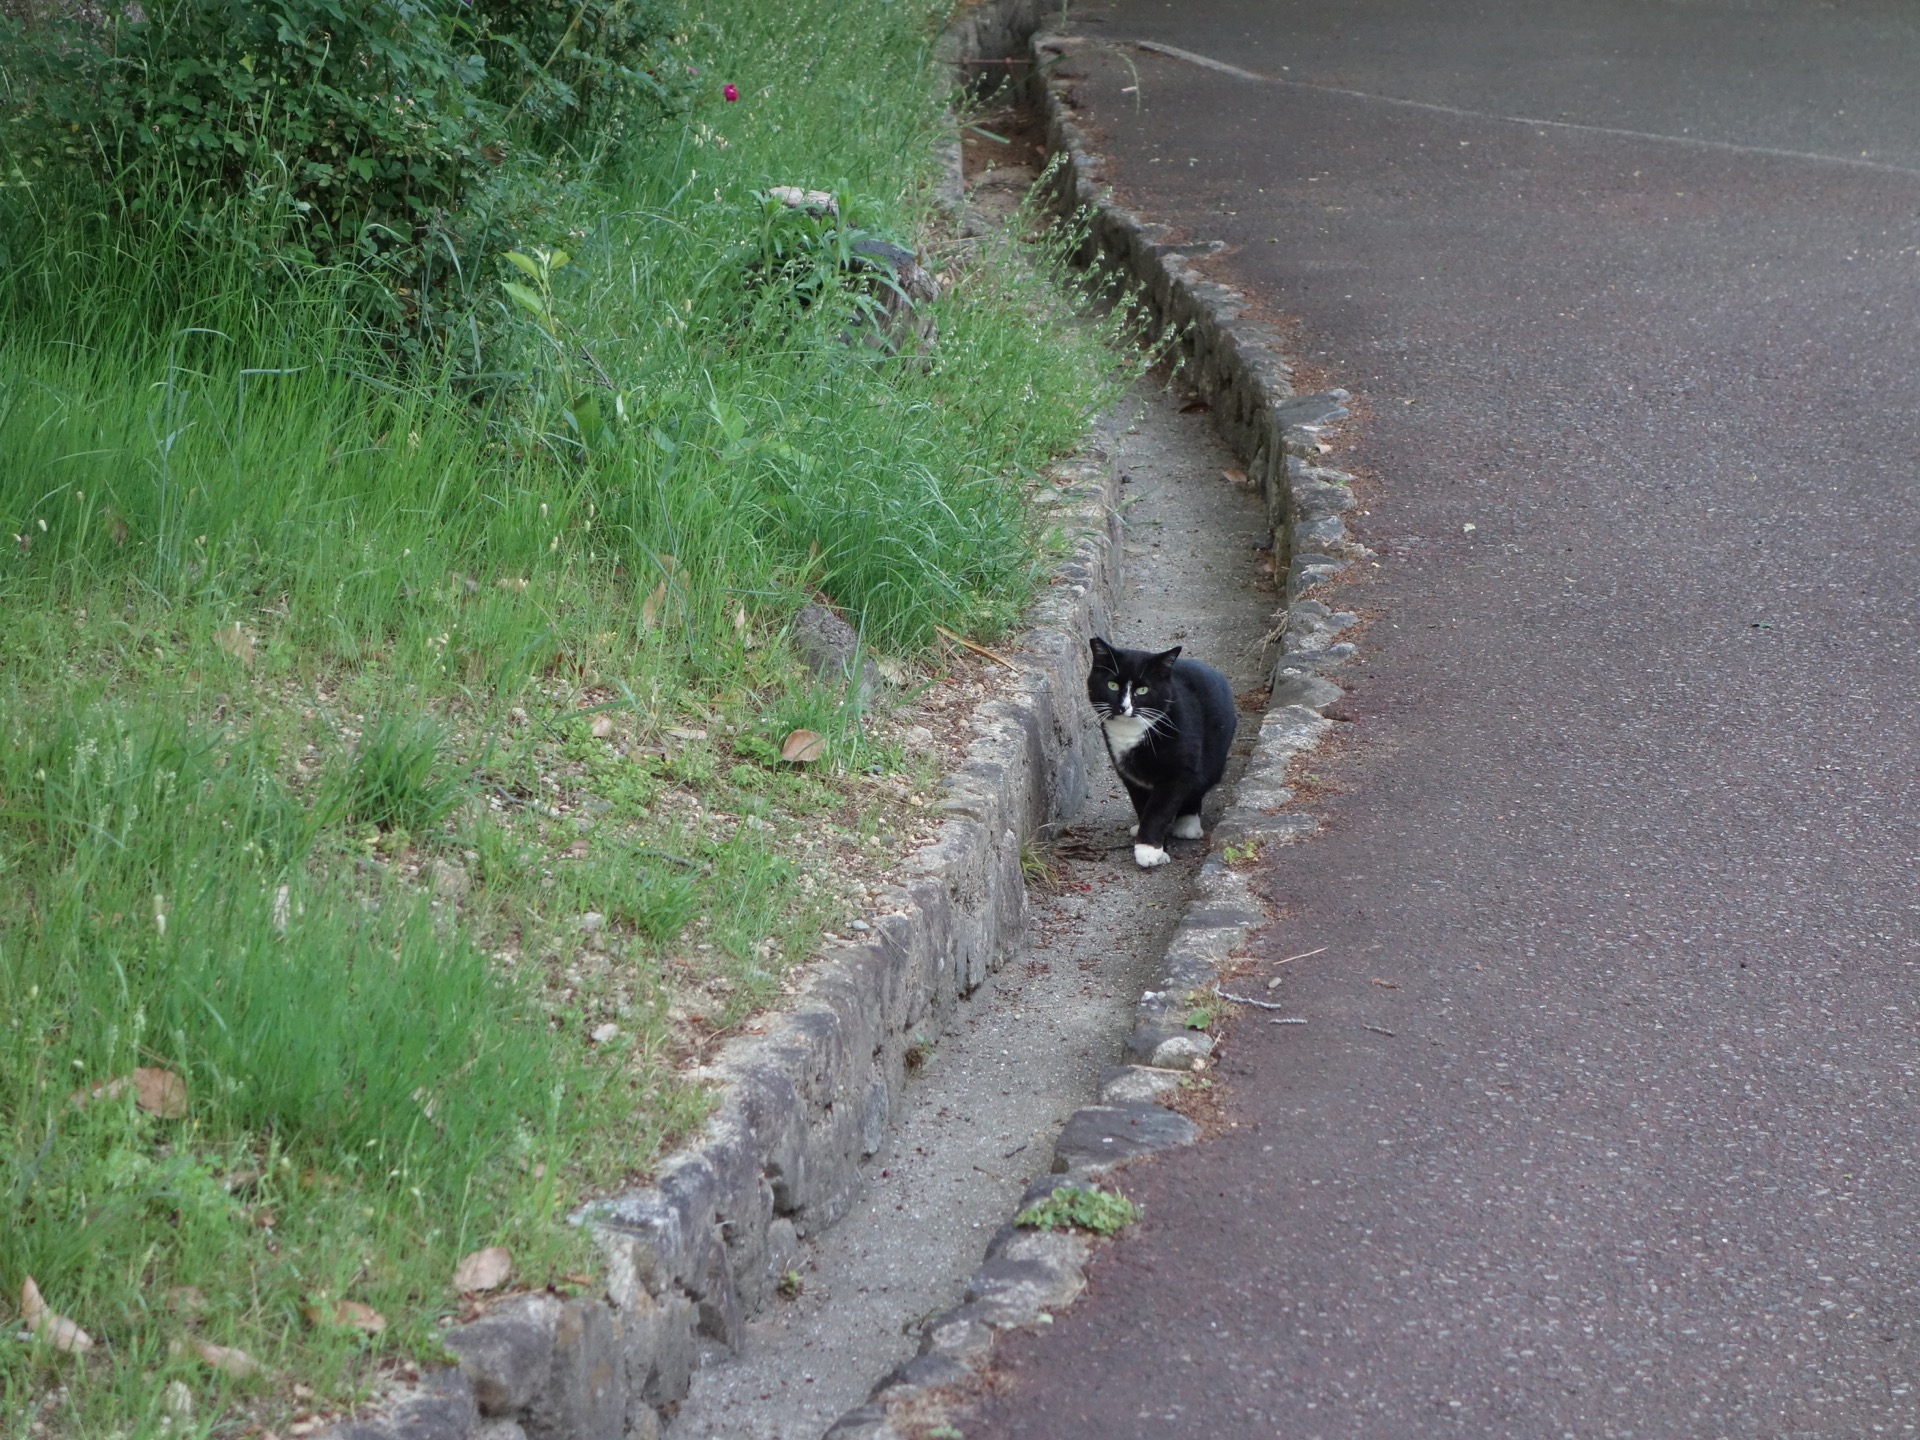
[818,17,1378,1440]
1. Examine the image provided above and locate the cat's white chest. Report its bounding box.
[1102,714,1153,761]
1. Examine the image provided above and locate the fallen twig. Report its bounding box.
[1361,1025,1396,1037]
[1273,946,1328,967]
[1214,986,1297,1012]
[933,623,1019,670]
[1268,1018,1308,1026]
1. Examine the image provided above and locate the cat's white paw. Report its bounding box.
[1171,814,1204,840]
[1134,843,1171,869]
[1128,823,1139,837]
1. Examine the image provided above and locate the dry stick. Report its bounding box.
[1214,986,1297,1012]
[933,623,1019,670]
[1273,945,1328,967]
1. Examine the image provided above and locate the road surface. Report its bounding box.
[969,2,1920,1435]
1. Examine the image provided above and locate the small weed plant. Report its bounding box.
[1221,838,1262,866]
[1015,1185,1142,1236]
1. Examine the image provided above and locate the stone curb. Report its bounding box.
[313,11,1123,1440]
[821,16,1375,1438]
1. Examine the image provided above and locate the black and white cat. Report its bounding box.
[1087,636,1237,868]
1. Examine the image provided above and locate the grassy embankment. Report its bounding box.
[0,0,1129,1430]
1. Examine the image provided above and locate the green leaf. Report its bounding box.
[502,282,546,317]
[565,395,605,449]
[503,251,543,280]
[548,249,570,270]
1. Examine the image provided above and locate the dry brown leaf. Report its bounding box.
[132,1067,188,1119]
[213,623,255,669]
[20,1276,93,1354]
[336,1300,386,1333]
[68,1074,128,1108]
[303,1299,386,1333]
[452,1246,513,1294]
[165,1285,209,1319]
[640,579,667,629]
[589,715,614,738]
[779,729,826,764]
[67,1067,186,1118]
[170,1335,264,1379]
[1222,467,1248,486]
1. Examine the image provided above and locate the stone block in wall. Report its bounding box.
[524,1299,622,1440]
[443,1297,557,1416]
[637,1290,697,1407]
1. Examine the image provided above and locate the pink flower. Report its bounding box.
[723,83,739,102]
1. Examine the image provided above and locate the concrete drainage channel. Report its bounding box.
[670,381,1275,1439]
[684,10,1370,1436]
[318,4,1370,1438]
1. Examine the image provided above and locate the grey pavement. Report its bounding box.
[969,2,1920,1436]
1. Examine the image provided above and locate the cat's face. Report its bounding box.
[1088,637,1181,723]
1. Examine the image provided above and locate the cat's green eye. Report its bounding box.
[1106,680,1119,691]
[1137,685,1151,695]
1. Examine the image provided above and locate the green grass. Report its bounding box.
[0,0,1133,1431]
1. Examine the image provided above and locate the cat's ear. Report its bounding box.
[1151,645,1183,667]
[1089,636,1113,658]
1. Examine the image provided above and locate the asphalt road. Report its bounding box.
[968,3,1920,1436]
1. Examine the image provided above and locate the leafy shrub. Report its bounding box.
[475,0,687,135]
[6,0,491,248]
[0,0,685,341]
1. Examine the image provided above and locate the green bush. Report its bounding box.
[0,0,684,340]
[475,0,687,134]
[7,0,492,244]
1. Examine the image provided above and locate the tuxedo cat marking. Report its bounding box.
[1088,636,1237,868]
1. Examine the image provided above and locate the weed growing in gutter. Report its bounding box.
[1015,1185,1142,1236]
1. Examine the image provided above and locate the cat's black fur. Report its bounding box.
[1087,636,1237,867]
